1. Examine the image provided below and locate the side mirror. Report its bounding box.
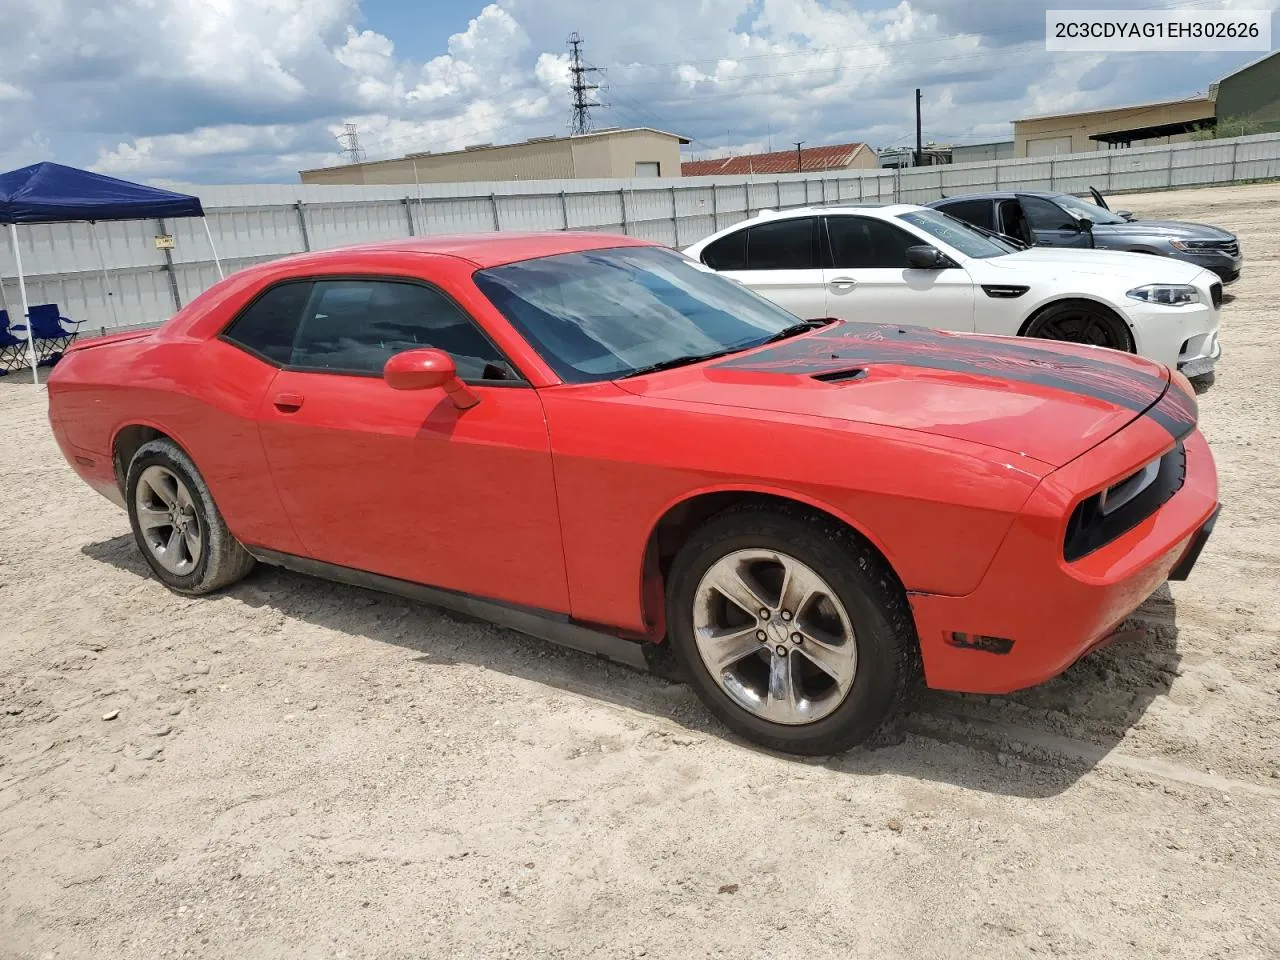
[1077,217,1094,232]
[1117,210,1135,221]
[905,245,949,269]
[383,348,479,409]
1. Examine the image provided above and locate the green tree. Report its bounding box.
[1190,116,1268,140]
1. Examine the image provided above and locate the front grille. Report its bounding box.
[1194,239,1239,256]
[1064,443,1187,562]
[1210,281,1223,309]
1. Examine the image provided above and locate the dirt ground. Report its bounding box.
[2,182,1279,960]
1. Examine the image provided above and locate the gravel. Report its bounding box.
[2,182,1279,959]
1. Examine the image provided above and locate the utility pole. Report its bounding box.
[339,123,366,164]
[794,141,805,172]
[914,88,923,168]
[567,33,602,135]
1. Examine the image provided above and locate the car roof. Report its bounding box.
[930,191,1062,203]
[260,231,658,270]
[701,203,927,228]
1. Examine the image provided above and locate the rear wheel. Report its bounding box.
[125,439,255,595]
[665,505,920,755]
[1024,300,1135,353]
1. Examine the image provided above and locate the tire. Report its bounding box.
[665,503,920,755]
[1024,300,1135,353]
[125,438,255,596]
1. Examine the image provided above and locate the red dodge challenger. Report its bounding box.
[47,233,1220,755]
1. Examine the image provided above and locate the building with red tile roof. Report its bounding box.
[681,142,877,176]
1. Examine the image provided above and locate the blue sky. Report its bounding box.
[0,0,1274,183]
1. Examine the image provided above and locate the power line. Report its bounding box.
[338,123,366,164]
[568,33,603,135]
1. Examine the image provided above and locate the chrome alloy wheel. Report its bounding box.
[692,549,857,725]
[134,465,203,576]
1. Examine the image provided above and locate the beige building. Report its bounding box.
[1013,97,1215,157]
[300,128,690,185]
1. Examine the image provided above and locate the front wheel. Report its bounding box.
[665,505,920,755]
[1024,300,1135,353]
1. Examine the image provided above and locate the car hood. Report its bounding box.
[985,246,1205,283]
[1094,218,1235,241]
[615,322,1189,467]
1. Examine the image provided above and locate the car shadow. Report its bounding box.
[1190,371,1216,395]
[81,535,1181,799]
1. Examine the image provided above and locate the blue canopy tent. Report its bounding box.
[0,162,221,383]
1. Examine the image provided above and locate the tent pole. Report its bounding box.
[202,217,224,279]
[88,221,121,328]
[7,224,39,385]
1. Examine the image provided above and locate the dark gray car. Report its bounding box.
[927,187,1242,284]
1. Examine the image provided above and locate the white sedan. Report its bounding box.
[682,204,1222,376]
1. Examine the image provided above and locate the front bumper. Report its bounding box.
[1128,292,1219,372]
[1174,250,1242,285]
[909,425,1219,695]
[1177,329,1221,379]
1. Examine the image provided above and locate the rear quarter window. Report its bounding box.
[221,282,313,364]
[701,230,747,270]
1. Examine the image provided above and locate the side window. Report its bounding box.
[1020,196,1077,232]
[701,230,747,270]
[744,218,818,270]
[825,217,921,269]
[938,199,995,231]
[222,282,313,364]
[289,279,514,381]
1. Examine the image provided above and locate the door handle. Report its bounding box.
[273,392,304,412]
[829,277,858,290]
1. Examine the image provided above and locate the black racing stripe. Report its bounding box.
[1145,383,1198,440]
[716,322,1190,433]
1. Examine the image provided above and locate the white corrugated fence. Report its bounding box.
[2,132,1278,335]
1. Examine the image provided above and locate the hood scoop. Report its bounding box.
[812,367,867,384]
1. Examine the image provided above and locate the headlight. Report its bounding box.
[1170,239,1225,252]
[1126,284,1201,306]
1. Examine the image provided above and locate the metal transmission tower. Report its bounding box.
[338,123,366,164]
[567,33,602,135]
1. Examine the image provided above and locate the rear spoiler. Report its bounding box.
[65,329,155,354]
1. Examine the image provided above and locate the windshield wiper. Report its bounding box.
[960,219,1027,250]
[620,348,743,379]
[755,318,834,345]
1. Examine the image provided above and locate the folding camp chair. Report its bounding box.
[27,303,83,365]
[0,309,31,375]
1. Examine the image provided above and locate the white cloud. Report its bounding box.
[1,0,1277,182]
[0,133,52,172]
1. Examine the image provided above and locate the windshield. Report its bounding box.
[1052,193,1127,225]
[896,208,1017,259]
[473,246,802,383]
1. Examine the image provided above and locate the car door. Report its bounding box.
[935,198,999,234]
[222,276,572,614]
[820,214,975,331]
[702,217,829,320]
[1016,194,1094,248]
